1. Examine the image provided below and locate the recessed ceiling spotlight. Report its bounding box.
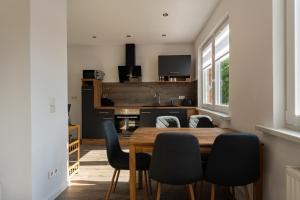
[126,34,132,38]
[162,34,167,37]
[92,35,97,39]
[163,13,169,17]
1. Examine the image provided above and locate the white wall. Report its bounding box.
[68,44,194,127]
[0,0,32,199]
[30,0,68,199]
[0,0,68,199]
[194,0,300,200]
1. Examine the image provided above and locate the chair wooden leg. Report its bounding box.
[142,171,149,200]
[156,182,161,200]
[210,184,215,200]
[188,184,196,200]
[105,169,117,200]
[244,185,250,200]
[112,170,120,192]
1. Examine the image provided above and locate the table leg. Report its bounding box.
[253,144,264,200]
[130,145,137,200]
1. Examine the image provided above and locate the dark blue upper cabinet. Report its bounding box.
[158,55,191,76]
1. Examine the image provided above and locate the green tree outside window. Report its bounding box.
[220,58,229,104]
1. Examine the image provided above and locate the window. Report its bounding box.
[201,22,229,113]
[286,0,300,126]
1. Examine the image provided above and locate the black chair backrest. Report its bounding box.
[149,133,203,185]
[205,133,260,186]
[196,117,214,128]
[103,120,122,167]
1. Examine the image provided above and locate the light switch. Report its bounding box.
[49,98,56,113]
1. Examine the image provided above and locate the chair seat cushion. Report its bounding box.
[111,152,151,170]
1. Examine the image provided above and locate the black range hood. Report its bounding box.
[118,44,142,83]
[126,43,136,66]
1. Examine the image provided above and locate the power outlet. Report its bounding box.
[48,168,58,180]
[54,168,58,176]
[48,170,54,179]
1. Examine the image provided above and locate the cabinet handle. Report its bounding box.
[141,112,152,114]
[103,118,113,120]
[98,111,109,114]
[116,116,138,119]
[170,71,180,74]
[169,111,180,114]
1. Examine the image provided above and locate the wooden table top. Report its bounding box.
[129,127,234,146]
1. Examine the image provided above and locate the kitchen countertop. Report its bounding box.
[95,106,196,109]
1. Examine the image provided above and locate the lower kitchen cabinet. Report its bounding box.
[160,109,188,127]
[140,108,188,127]
[140,109,158,127]
[95,109,115,139]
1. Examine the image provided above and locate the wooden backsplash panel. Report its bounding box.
[102,82,197,106]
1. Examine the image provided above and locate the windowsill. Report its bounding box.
[256,125,300,144]
[196,108,231,121]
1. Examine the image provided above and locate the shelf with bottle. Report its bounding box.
[158,76,191,82]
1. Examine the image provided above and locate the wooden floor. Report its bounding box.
[57,145,229,200]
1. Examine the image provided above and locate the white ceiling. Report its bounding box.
[67,0,220,46]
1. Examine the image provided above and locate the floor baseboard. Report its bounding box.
[46,181,68,200]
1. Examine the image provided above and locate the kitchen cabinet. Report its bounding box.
[140,109,158,127]
[158,55,191,77]
[95,109,115,139]
[160,109,188,127]
[82,85,96,139]
[140,108,188,127]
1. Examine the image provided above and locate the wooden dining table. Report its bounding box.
[128,127,263,200]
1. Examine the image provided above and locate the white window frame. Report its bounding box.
[199,20,230,114]
[286,0,300,126]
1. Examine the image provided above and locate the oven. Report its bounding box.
[114,108,140,136]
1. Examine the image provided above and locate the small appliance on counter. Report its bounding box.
[83,70,105,80]
[101,98,114,106]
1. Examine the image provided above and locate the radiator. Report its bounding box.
[287,166,300,200]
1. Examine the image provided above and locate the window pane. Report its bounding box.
[203,66,213,104]
[215,55,229,105]
[215,24,229,61]
[202,43,212,68]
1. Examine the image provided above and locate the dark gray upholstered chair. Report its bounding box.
[205,133,260,200]
[156,116,181,128]
[103,121,152,200]
[189,115,214,128]
[149,133,203,200]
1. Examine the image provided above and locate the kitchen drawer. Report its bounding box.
[140,109,157,127]
[94,109,115,139]
[96,109,114,120]
[157,109,188,127]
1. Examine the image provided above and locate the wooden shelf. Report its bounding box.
[68,161,80,178]
[82,79,102,108]
[158,81,191,83]
[159,75,191,82]
[68,125,80,178]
